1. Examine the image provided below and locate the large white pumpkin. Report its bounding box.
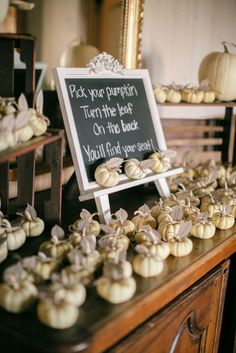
[199,42,236,101]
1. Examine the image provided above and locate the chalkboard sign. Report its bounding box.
[65,77,159,181]
[53,61,167,194]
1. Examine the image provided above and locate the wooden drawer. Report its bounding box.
[108,260,229,353]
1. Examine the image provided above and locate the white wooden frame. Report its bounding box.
[53,58,182,223]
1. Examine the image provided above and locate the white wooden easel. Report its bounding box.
[53,53,183,223]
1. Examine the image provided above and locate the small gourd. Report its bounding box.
[132,204,157,230]
[158,206,184,241]
[149,149,176,173]
[0,266,38,313]
[103,249,133,278]
[16,204,45,237]
[28,90,50,136]
[50,272,86,307]
[168,221,193,257]
[200,194,222,218]
[132,243,164,278]
[151,199,171,220]
[183,198,200,221]
[95,157,123,187]
[181,87,204,103]
[99,225,130,253]
[165,84,182,103]
[23,252,59,281]
[139,225,170,260]
[191,212,216,239]
[39,225,73,259]
[0,219,26,251]
[211,205,235,230]
[78,235,101,269]
[37,289,79,329]
[95,260,136,304]
[153,85,167,103]
[72,209,101,236]
[109,208,135,237]
[175,185,200,207]
[124,158,154,179]
[65,248,96,285]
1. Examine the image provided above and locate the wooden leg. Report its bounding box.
[222,107,233,164]
[17,151,35,208]
[154,177,170,198]
[95,194,111,224]
[44,139,63,224]
[0,162,9,214]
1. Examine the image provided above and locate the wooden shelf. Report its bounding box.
[0,129,64,223]
[158,101,236,107]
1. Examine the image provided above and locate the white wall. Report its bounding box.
[27,0,87,87]
[142,0,236,118]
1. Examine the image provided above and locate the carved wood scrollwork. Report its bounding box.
[169,311,207,353]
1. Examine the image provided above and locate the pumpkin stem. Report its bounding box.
[221,41,236,53]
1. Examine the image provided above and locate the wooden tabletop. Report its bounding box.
[0,185,236,353]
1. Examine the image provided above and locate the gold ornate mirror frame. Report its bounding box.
[87,0,144,69]
[119,0,144,68]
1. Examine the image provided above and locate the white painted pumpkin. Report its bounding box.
[72,209,101,236]
[17,204,45,237]
[132,244,164,278]
[0,275,38,313]
[124,158,153,180]
[37,299,79,329]
[39,225,72,258]
[95,158,123,187]
[191,213,216,239]
[132,204,157,230]
[109,208,135,237]
[153,85,167,103]
[0,219,26,251]
[168,237,193,257]
[96,277,136,304]
[199,42,236,101]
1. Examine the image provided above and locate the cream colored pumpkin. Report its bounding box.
[202,89,216,103]
[124,159,150,180]
[153,85,167,103]
[168,238,193,257]
[52,283,86,307]
[132,254,164,278]
[73,210,101,237]
[132,204,157,230]
[40,239,72,258]
[39,225,73,259]
[149,151,173,173]
[17,204,45,237]
[109,209,135,237]
[212,212,235,230]
[181,88,204,103]
[0,219,26,251]
[96,277,136,304]
[0,281,38,313]
[37,300,79,329]
[191,220,216,239]
[95,157,123,187]
[199,42,236,101]
[165,88,182,103]
[158,221,181,241]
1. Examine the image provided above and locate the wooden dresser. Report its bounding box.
[0,185,235,353]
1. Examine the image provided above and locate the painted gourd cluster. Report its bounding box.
[0,159,235,329]
[0,91,49,153]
